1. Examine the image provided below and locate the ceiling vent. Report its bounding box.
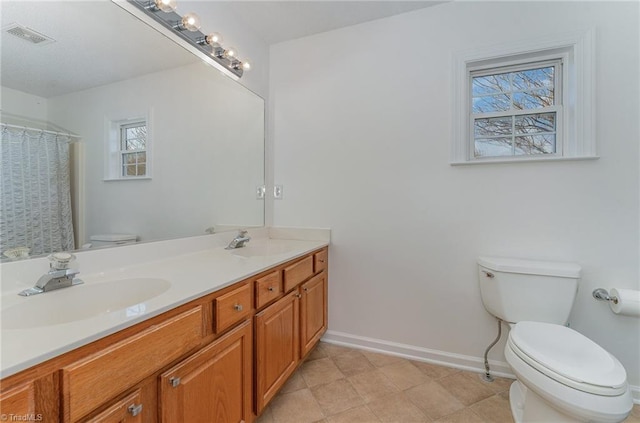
[3,23,55,46]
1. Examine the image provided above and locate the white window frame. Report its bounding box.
[451,29,596,165]
[119,121,148,178]
[104,111,153,181]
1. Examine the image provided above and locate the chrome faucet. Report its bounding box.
[225,230,251,249]
[19,252,84,297]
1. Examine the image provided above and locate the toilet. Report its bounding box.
[88,233,138,248]
[477,256,633,423]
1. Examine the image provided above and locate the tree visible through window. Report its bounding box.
[471,60,561,159]
[120,122,147,177]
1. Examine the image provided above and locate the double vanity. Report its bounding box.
[0,228,329,422]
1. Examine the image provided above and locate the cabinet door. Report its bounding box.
[254,290,300,414]
[0,382,35,417]
[159,320,252,423]
[84,390,143,423]
[300,273,327,357]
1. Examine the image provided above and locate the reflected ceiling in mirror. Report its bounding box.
[0,0,265,261]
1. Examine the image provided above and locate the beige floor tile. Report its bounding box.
[306,343,330,361]
[411,361,460,380]
[327,405,381,423]
[379,361,431,390]
[361,350,408,368]
[280,371,307,394]
[438,371,496,406]
[348,369,401,402]
[256,405,275,423]
[319,342,353,357]
[332,350,375,377]
[624,404,640,423]
[480,374,514,393]
[311,378,365,416]
[367,392,431,422]
[270,389,325,423]
[433,408,485,423]
[470,391,514,423]
[405,381,466,420]
[300,357,345,388]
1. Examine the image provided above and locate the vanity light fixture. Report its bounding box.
[129,0,251,78]
[147,0,176,13]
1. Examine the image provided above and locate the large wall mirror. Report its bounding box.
[0,1,265,260]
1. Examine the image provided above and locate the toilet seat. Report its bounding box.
[509,322,627,396]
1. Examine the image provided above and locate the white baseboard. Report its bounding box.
[321,330,515,379]
[321,330,640,405]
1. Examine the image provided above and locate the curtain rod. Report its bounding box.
[1,122,82,139]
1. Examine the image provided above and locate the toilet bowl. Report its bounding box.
[477,256,633,422]
[505,321,632,422]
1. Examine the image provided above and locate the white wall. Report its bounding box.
[270,0,640,393]
[1,87,48,123]
[47,63,264,245]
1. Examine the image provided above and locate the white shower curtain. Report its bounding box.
[1,125,75,257]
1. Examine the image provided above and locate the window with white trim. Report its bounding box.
[451,30,596,164]
[105,114,152,180]
[119,121,147,177]
[471,59,561,159]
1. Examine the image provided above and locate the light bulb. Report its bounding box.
[241,59,252,71]
[154,0,176,12]
[180,13,201,32]
[224,47,237,59]
[205,32,223,46]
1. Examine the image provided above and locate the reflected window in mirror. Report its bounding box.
[105,115,153,181]
[121,121,148,177]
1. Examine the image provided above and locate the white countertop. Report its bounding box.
[0,228,329,378]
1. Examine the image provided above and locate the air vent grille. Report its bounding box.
[3,23,55,46]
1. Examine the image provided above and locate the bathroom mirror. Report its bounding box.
[0,1,265,259]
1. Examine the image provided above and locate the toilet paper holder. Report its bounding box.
[592,288,619,304]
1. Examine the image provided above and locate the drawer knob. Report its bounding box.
[268,286,275,292]
[234,303,243,311]
[295,293,302,299]
[169,377,181,387]
[128,403,143,417]
[318,259,325,263]
[303,287,308,292]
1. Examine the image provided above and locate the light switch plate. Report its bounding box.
[256,185,266,199]
[274,185,283,199]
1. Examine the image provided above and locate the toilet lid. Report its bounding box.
[509,322,627,395]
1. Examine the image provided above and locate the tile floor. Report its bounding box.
[256,342,640,423]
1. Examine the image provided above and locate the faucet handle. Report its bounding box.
[48,252,76,270]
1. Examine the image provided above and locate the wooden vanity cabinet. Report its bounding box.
[254,291,300,413]
[0,247,328,423]
[300,272,327,357]
[160,320,252,423]
[254,247,328,414]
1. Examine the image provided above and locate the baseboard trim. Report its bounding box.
[321,330,640,405]
[321,330,515,379]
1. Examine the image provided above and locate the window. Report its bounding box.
[120,121,147,177]
[471,60,561,159]
[451,30,596,164]
[105,113,152,180]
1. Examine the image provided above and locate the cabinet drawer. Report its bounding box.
[85,389,143,423]
[314,249,327,273]
[214,283,252,333]
[255,270,282,309]
[283,256,313,292]
[62,307,203,423]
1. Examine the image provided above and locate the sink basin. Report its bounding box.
[1,278,171,329]
[230,243,295,258]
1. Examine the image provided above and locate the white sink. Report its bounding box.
[230,243,295,258]
[1,278,171,329]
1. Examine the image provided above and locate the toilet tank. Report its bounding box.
[477,256,581,324]
[90,234,138,248]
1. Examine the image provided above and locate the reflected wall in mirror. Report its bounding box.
[0,1,265,260]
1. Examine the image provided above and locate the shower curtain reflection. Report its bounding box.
[1,125,75,257]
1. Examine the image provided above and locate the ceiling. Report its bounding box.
[204,1,445,45]
[1,1,443,99]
